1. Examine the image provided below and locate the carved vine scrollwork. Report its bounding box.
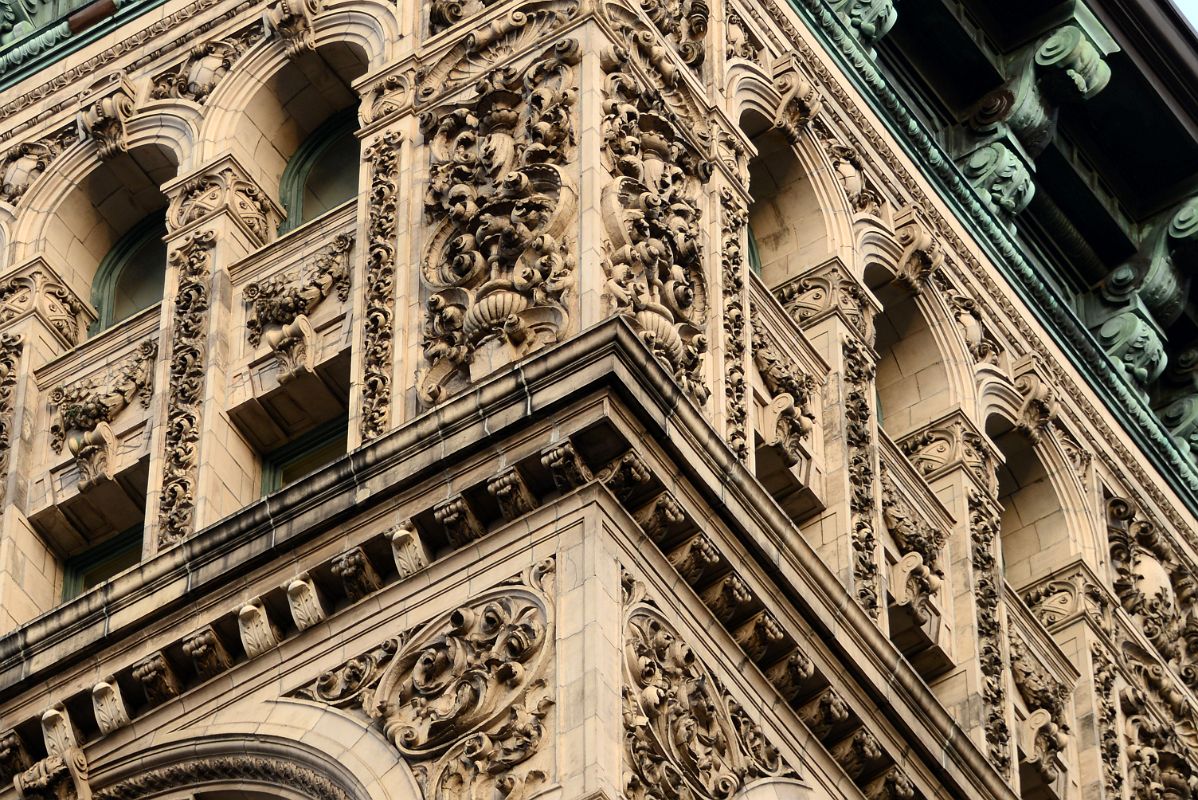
[640,0,709,73]
[721,189,748,461]
[968,489,1012,776]
[417,39,580,406]
[601,45,713,405]
[244,234,354,382]
[49,339,157,490]
[0,333,22,507]
[843,337,880,619]
[750,314,817,468]
[360,131,402,440]
[622,576,795,800]
[157,230,216,547]
[290,561,556,800]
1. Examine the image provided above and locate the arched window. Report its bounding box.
[91,214,168,335]
[278,113,360,233]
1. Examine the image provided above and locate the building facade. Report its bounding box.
[0,0,1195,797]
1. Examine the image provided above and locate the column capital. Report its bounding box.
[163,153,282,246]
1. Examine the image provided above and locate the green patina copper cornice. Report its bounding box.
[787,0,1198,515]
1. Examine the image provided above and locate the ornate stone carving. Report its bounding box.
[49,339,157,490]
[0,333,22,506]
[168,160,275,245]
[862,766,915,800]
[157,230,215,547]
[285,572,326,630]
[389,521,430,578]
[181,625,232,680]
[823,138,882,216]
[880,469,945,623]
[0,730,31,782]
[432,495,485,548]
[417,39,579,406]
[721,189,749,461]
[797,687,851,739]
[1090,644,1123,798]
[41,706,77,756]
[931,270,1001,365]
[1020,567,1113,636]
[238,598,281,658]
[244,234,352,382]
[621,601,793,800]
[0,265,86,346]
[601,46,711,405]
[635,491,686,541]
[668,533,721,584]
[598,450,652,501]
[1009,631,1070,783]
[90,677,129,736]
[150,25,263,104]
[75,74,135,161]
[725,9,763,64]
[131,652,181,706]
[773,257,875,343]
[263,0,319,57]
[641,0,709,72]
[893,205,943,291]
[93,756,353,800]
[1012,357,1058,442]
[331,547,381,602]
[486,467,538,520]
[14,749,90,800]
[771,55,821,143]
[968,490,1012,776]
[899,411,997,495]
[428,0,501,36]
[360,130,401,440]
[540,440,592,491]
[292,561,556,800]
[0,125,75,205]
[844,337,880,619]
[751,312,817,467]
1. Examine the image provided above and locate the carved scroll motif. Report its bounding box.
[844,337,880,619]
[969,490,1012,776]
[622,594,794,799]
[750,313,817,467]
[157,230,216,547]
[0,125,77,205]
[290,561,556,800]
[244,234,353,382]
[0,267,86,345]
[417,39,580,406]
[150,24,263,104]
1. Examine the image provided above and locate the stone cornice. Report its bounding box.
[0,317,1017,800]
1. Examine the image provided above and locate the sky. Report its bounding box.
[1176,0,1198,29]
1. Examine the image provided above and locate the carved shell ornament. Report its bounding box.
[418,39,581,405]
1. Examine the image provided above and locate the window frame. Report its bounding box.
[62,526,142,600]
[277,112,359,234]
[89,214,168,336]
[747,224,763,276]
[261,416,349,495]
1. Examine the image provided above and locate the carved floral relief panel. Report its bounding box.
[417,38,581,406]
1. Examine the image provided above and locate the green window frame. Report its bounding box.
[261,416,349,495]
[278,112,360,234]
[747,224,763,276]
[90,214,168,336]
[62,527,142,600]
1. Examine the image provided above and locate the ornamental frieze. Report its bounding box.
[150,23,265,104]
[290,559,555,800]
[418,38,580,406]
[621,575,795,800]
[244,233,353,382]
[721,189,749,461]
[600,45,712,405]
[968,489,1012,776]
[843,336,880,619]
[0,124,77,206]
